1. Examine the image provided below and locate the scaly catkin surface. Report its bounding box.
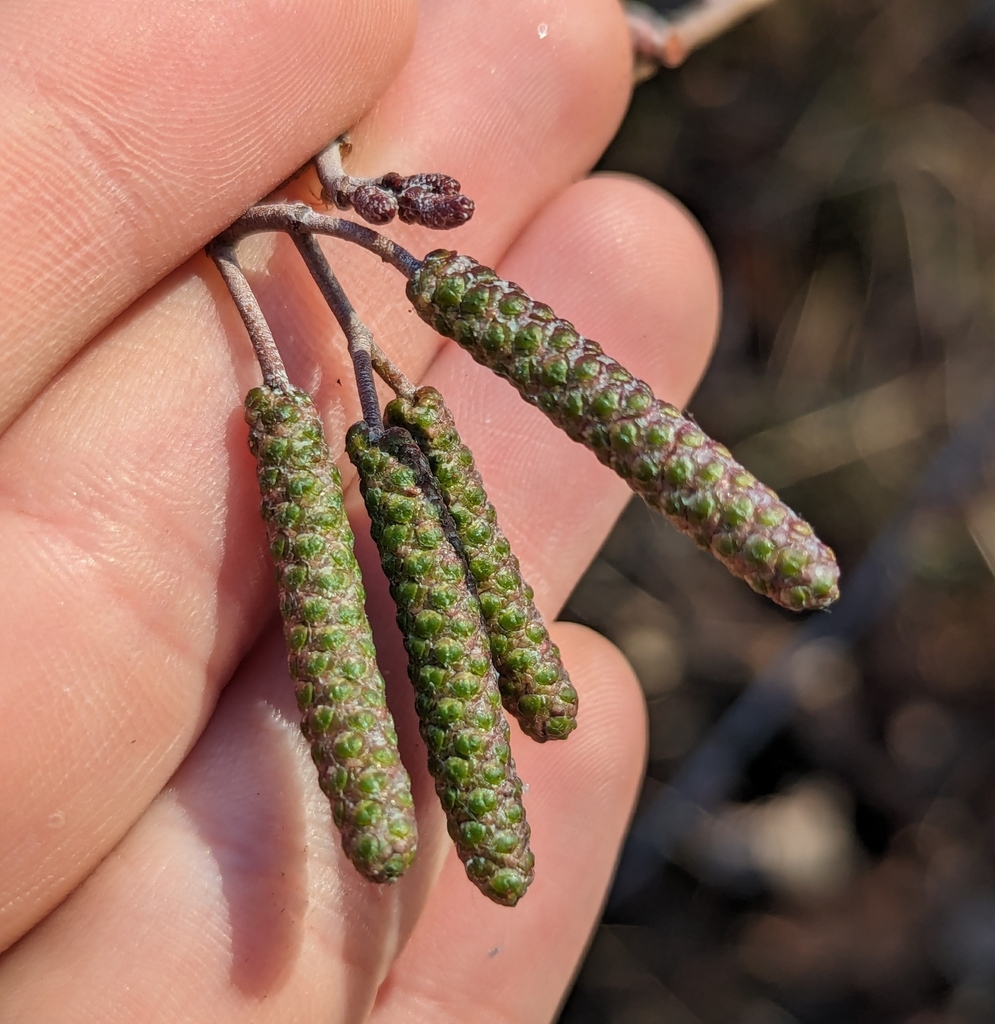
[245,385,417,882]
[385,386,577,741]
[347,421,534,905]
[407,250,840,612]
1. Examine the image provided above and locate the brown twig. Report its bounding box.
[288,231,415,430]
[626,0,776,75]
[313,135,350,186]
[214,202,422,278]
[285,233,415,399]
[206,241,290,390]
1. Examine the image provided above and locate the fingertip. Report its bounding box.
[559,618,649,757]
[519,620,648,807]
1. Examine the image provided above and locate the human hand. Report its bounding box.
[0,0,719,1019]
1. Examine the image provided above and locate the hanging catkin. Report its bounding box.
[245,384,417,882]
[406,250,840,612]
[348,421,535,905]
[385,386,577,741]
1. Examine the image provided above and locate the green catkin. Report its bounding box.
[385,387,578,742]
[245,385,417,882]
[406,251,841,612]
[346,421,535,906]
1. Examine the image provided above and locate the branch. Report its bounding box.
[213,202,422,278]
[626,0,776,75]
[206,241,290,390]
[288,232,417,431]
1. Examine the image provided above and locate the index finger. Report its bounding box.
[0,0,416,434]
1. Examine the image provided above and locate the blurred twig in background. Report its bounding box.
[627,0,778,76]
[562,2,995,1022]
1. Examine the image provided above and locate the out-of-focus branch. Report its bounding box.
[626,0,777,78]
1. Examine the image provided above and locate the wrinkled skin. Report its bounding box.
[0,0,720,1020]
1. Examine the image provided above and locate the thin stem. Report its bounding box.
[207,241,290,390]
[626,0,775,72]
[314,136,349,196]
[214,203,422,279]
[351,347,383,434]
[290,231,391,430]
[369,344,416,399]
[289,229,416,397]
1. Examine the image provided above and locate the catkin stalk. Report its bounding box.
[406,250,840,612]
[347,421,535,906]
[385,387,578,741]
[245,385,417,882]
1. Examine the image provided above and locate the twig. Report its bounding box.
[214,203,422,279]
[626,0,776,74]
[313,135,349,186]
[206,241,290,390]
[368,345,417,400]
[290,231,408,431]
[284,230,416,400]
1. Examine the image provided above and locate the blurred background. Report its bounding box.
[558,1,995,1022]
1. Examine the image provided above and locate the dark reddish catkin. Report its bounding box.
[245,385,417,882]
[347,421,534,905]
[406,251,840,612]
[385,387,578,741]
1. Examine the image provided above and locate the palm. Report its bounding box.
[0,0,719,1019]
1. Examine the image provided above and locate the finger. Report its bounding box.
[0,0,417,433]
[0,625,425,1024]
[0,623,646,1024]
[342,0,634,256]
[369,625,647,1024]
[0,0,639,947]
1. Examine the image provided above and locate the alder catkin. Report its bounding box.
[406,250,840,612]
[245,385,417,882]
[385,386,577,741]
[322,172,474,230]
[347,421,535,905]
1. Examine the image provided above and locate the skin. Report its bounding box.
[0,0,720,1020]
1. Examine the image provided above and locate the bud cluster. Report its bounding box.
[322,171,474,230]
